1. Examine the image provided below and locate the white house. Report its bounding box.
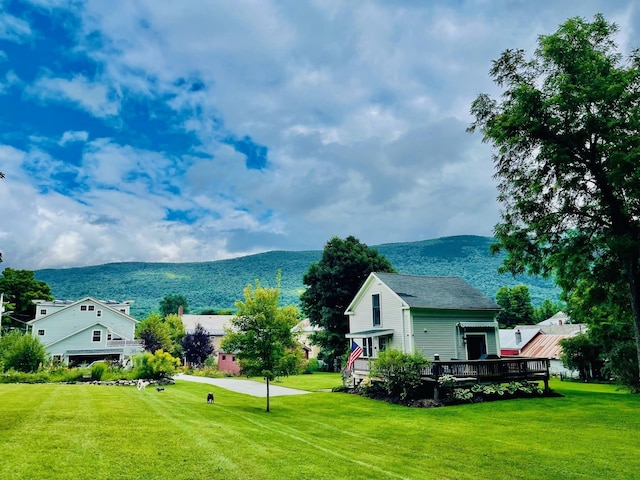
[28,297,144,366]
[345,272,502,364]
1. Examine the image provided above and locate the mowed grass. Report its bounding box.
[1,377,638,480]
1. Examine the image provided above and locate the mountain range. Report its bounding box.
[34,235,560,319]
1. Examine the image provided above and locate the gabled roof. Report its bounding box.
[369,272,501,311]
[521,334,572,360]
[499,328,541,350]
[181,314,234,335]
[28,297,138,325]
[537,311,570,326]
[43,321,130,348]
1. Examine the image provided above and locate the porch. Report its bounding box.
[351,356,550,392]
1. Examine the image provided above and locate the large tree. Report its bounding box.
[469,14,640,388]
[495,285,535,328]
[0,269,54,324]
[221,275,300,412]
[300,236,395,369]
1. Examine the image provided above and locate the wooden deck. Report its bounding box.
[351,356,550,392]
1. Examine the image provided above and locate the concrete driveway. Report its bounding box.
[175,374,311,397]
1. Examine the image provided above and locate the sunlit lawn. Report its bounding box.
[0,376,638,479]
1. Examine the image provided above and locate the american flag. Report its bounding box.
[346,340,363,371]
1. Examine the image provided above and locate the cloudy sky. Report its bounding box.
[1,1,638,270]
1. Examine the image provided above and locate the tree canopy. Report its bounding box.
[159,294,189,316]
[221,274,300,412]
[469,14,640,388]
[182,323,214,366]
[135,312,173,354]
[495,285,535,328]
[300,236,395,369]
[0,268,53,324]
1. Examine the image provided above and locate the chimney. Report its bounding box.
[515,329,522,344]
[178,305,184,317]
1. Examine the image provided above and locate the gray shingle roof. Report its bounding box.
[374,272,500,310]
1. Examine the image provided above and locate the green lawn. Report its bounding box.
[0,377,638,480]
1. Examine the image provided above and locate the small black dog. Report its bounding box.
[207,392,214,404]
[156,386,165,392]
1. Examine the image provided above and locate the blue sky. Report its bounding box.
[1,0,639,269]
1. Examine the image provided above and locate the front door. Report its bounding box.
[466,334,487,360]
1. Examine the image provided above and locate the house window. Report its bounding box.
[92,330,101,342]
[379,336,389,352]
[120,309,126,313]
[372,294,381,326]
[96,310,102,317]
[362,337,373,357]
[40,309,47,315]
[88,305,95,311]
[81,305,87,311]
[107,332,112,341]
[37,329,45,336]
[222,355,227,361]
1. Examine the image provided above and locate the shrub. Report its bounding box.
[304,358,320,374]
[133,349,181,380]
[90,362,108,381]
[371,349,430,400]
[0,331,46,373]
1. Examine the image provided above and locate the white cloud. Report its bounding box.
[2,1,640,269]
[28,73,121,117]
[0,70,20,94]
[59,130,89,145]
[0,10,32,42]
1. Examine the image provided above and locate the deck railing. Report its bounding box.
[352,357,550,385]
[107,340,145,348]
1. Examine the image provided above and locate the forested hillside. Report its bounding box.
[34,235,560,319]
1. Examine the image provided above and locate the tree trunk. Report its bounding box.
[625,260,640,389]
[266,377,270,412]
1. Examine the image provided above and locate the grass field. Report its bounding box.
[1,375,638,480]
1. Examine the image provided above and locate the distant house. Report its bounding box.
[345,273,502,368]
[292,318,322,359]
[28,298,143,366]
[181,314,234,352]
[499,313,586,378]
[179,314,238,372]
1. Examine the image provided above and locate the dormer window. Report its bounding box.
[372,294,381,326]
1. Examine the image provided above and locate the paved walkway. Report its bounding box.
[175,374,311,397]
